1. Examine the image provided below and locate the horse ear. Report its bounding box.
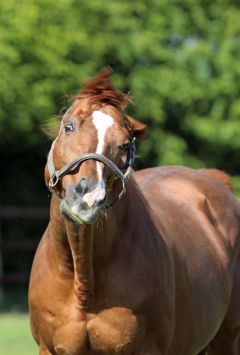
[125,115,147,140]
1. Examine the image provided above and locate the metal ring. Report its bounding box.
[49,175,59,189]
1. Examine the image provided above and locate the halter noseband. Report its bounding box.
[47,133,136,208]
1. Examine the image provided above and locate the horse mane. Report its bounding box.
[77,67,132,110]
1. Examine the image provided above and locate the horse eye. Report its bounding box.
[64,123,74,133]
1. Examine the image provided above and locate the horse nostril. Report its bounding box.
[75,177,88,195]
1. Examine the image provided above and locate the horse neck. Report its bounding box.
[50,178,146,309]
[50,197,94,309]
[49,177,143,309]
[65,222,94,308]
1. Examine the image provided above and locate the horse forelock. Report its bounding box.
[76,67,133,111]
[44,68,132,139]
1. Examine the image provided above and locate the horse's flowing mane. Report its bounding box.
[77,67,132,110]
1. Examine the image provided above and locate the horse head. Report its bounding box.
[45,68,146,224]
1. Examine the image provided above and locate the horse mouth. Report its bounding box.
[60,199,102,224]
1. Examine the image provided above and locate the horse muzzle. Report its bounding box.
[61,199,101,224]
[61,178,106,224]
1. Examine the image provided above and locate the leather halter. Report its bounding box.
[47,113,136,208]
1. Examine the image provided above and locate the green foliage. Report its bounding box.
[0,0,240,192]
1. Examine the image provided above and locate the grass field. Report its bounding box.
[0,313,38,355]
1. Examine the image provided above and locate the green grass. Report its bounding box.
[0,313,38,355]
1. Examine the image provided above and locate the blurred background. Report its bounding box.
[0,0,240,353]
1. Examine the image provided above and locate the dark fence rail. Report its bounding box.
[1,272,30,285]
[2,239,39,252]
[0,207,49,219]
[0,206,49,286]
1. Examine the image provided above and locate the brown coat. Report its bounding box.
[29,166,240,355]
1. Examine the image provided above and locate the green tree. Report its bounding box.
[1,0,240,199]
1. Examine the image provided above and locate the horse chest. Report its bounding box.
[53,307,146,354]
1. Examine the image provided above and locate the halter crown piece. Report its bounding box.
[47,108,136,208]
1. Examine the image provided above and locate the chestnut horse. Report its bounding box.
[29,69,240,355]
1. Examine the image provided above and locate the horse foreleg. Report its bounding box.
[39,350,52,355]
[39,341,52,355]
[39,349,52,355]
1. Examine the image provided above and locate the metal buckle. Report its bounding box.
[49,174,59,189]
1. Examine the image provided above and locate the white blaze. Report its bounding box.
[82,110,114,207]
[92,110,114,178]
